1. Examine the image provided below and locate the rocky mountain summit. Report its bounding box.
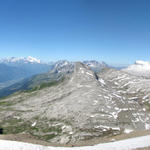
[0,62,150,144]
[51,60,108,74]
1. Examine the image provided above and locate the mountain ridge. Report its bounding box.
[0,56,41,64]
[0,62,150,144]
[0,60,108,98]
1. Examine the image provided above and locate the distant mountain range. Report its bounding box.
[0,56,53,86]
[0,56,41,64]
[1,56,150,98]
[0,58,109,98]
[0,57,108,85]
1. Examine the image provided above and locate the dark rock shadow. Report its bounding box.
[0,128,3,134]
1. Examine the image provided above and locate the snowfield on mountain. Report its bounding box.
[0,56,41,64]
[122,60,150,77]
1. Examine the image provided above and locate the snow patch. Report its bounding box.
[1,135,150,150]
[86,72,93,77]
[99,78,106,85]
[145,124,150,130]
[124,129,133,134]
[31,122,37,127]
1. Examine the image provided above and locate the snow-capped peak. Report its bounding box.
[0,56,41,64]
[122,60,150,77]
[26,56,41,63]
[135,60,150,66]
[83,60,107,67]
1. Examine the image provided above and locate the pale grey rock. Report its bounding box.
[0,62,150,144]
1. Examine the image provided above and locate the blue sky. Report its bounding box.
[0,0,150,66]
